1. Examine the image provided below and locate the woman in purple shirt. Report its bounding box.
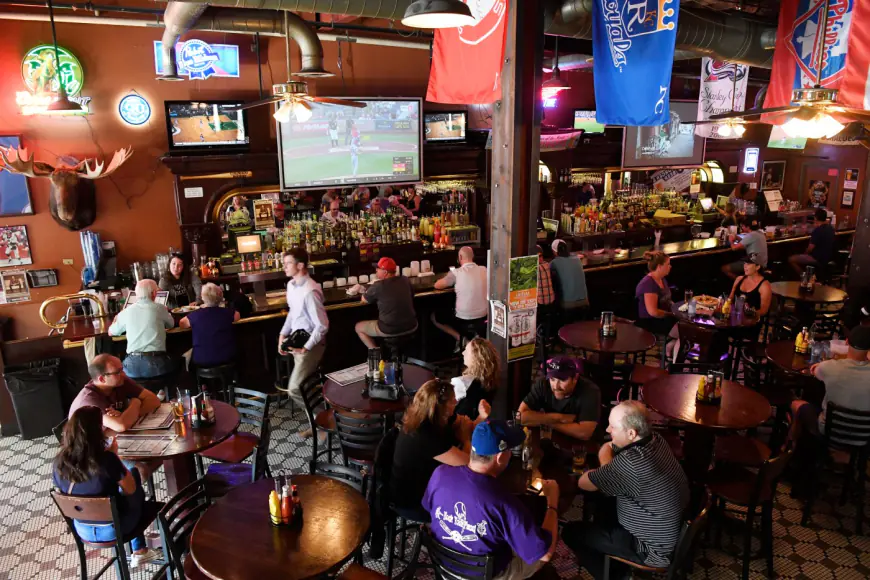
[635,251,677,338]
[179,283,239,368]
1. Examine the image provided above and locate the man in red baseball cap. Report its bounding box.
[355,256,418,348]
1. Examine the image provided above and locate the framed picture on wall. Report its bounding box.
[800,164,840,210]
[0,135,34,216]
[842,190,855,209]
[761,161,786,190]
[0,225,33,268]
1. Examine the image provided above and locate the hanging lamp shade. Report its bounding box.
[402,0,476,28]
[44,87,83,114]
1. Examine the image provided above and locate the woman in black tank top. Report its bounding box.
[728,256,772,315]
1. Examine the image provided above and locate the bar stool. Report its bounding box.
[274,353,295,413]
[194,362,237,402]
[381,325,419,362]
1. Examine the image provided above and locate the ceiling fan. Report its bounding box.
[229,14,366,123]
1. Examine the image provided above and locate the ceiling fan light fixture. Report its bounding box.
[401,0,476,28]
[733,124,746,137]
[273,101,293,124]
[717,124,732,137]
[292,101,313,123]
[782,112,845,140]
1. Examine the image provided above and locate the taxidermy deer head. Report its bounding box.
[0,146,133,231]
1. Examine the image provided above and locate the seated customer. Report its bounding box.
[423,420,560,580]
[727,254,772,317]
[452,338,500,420]
[564,401,689,579]
[158,253,201,309]
[109,280,176,379]
[722,217,768,280]
[53,407,160,567]
[391,379,484,521]
[432,246,488,349]
[179,282,239,368]
[518,357,600,440]
[635,251,678,356]
[355,257,418,349]
[549,240,589,317]
[789,208,835,276]
[718,202,738,229]
[69,354,161,433]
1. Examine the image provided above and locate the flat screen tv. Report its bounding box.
[622,101,706,169]
[277,97,423,191]
[424,111,466,142]
[164,100,249,153]
[767,125,807,150]
[573,110,605,134]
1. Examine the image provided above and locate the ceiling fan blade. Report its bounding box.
[228,96,284,111]
[827,107,870,122]
[304,96,368,108]
[707,106,799,122]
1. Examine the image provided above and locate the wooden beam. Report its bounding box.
[848,150,870,289]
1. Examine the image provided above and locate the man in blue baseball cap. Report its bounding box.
[518,356,600,440]
[422,420,560,579]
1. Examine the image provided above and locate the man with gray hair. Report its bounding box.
[432,246,488,350]
[563,401,688,579]
[109,279,176,379]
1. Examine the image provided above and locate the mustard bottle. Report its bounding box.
[697,376,706,399]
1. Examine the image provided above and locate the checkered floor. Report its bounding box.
[3,387,870,579]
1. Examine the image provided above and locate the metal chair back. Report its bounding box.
[298,372,326,429]
[422,526,494,580]
[665,487,712,580]
[824,402,870,450]
[313,462,369,495]
[229,386,270,432]
[334,411,387,464]
[52,418,67,444]
[157,478,211,580]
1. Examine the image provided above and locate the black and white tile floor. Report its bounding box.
[2,395,870,579]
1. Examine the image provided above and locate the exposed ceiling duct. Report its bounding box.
[158,2,207,80]
[543,50,699,72]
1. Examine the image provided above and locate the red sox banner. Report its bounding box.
[765,0,870,113]
[426,0,508,105]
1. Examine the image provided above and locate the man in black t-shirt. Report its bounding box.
[518,357,600,440]
[789,208,836,276]
[354,257,418,349]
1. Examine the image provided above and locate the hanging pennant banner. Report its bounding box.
[695,59,749,139]
[591,0,680,126]
[764,0,863,114]
[426,1,508,105]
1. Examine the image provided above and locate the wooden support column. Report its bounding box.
[488,0,545,419]
[848,151,870,290]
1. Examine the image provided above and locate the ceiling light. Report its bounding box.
[782,112,845,140]
[717,124,732,137]
[733,124,746,137]
[292,101,313,123]
[402,0,476,28]
[273,101,293,123]
[44,87,83,115]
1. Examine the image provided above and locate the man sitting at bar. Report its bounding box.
[320,199,347,226]
[109,280,176,379]
[563,401,689,580]
[789,208,835,276]
[368,197,386,215]
[549,240,589,320]
[69,354,161,433]
[431,246,488,351]
[355,257,417,349]
[722,217,768,280]
[423,420,560,580]
[518,357,599,440]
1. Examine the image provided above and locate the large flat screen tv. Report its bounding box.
[622,101,706,169]
[573,110,605,134]
[164,100,249,153]
[767,125,807,150]
[424,111,466,142]
[277,97,422,191]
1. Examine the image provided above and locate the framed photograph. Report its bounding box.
[0,135,34,216]
[0,225,32,268]
[761,161,786,190]
[842,190,855,209]
[807,180,831,208]
[621,101,707,169]
[1,270,30,303]
[844,168,860,190]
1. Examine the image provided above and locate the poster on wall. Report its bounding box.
[842,190,855,209]
[0,225,32,268]
[490,300,506,338]
[844,168,860,190]
[695,59,749,139]
[761,161,786,190]
[507,256,538,361]
[253,199,275,230]
[1,270,30,303]
[651,169,692,192]
[807,180,831,208]
[0,136,33,216]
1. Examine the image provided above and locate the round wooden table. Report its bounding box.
[115,400,240,496]
[323,363,434,414]
[559,321,656,365]
[765,340,812,375]
[642,374,770,480]
[770,281,847,304]
[190,476,369,580]
[671,302,759,329]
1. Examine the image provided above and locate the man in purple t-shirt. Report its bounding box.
[422,420,560,579]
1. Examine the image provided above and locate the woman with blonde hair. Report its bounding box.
[452,337,500,419]
[390,379,488,521]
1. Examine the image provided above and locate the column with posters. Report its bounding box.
[507,256,538,361]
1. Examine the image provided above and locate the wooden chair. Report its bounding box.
[603,487,712,580]
[675,321,723,365]
[298,372,339,473]
[155,478,212,580]
[50,490,163,580]
[802,402,870,534]
[195,386,271,478]
[707,450,793,579]
[422,525,494,580]
[334,411,387,466]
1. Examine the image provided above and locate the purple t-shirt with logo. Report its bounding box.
[422,465,550,575]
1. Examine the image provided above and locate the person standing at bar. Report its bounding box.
[109,280,176,380]
[277,248,328,437]
[789,208,835,276]
[158,253,201,309]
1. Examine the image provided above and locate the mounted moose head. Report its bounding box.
[0,146,133,231]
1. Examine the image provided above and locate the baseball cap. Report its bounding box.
[546,357,578,381]
[471,420,526,455]
[849,325,870,351]
[377,257,397,272]
[741,254,762,265]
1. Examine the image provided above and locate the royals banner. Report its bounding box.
[592,0,680,126]
[426,1,508,105]
[765,0,870,112]
[695,59,749,139]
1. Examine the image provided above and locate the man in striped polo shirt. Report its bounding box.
[563,401,688,579]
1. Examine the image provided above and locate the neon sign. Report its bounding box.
[543,97,558,108]
[153,40,240,80]
[118,94,151,126]
[18,44,90,115]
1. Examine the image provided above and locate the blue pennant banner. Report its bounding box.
[592,0,680,127]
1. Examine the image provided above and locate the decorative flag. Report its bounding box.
[426,2,509,105]
[591,0,680,126]
[695,59,749,139]
[764,0,866,113]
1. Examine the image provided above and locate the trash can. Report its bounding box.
[5,358,64,440]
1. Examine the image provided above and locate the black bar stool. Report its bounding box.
[194,362,237,402]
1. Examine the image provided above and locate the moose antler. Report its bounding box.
[79,147,133,180]
[0,147,54,177]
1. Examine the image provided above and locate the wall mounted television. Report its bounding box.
[622,101,706,169]
[424,111,467,142]
[573,110,605,134]
[277,97,423,191]
[164,100,249,153]
[767,125,807,150]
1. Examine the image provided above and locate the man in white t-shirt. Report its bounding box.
[432,246,488,352]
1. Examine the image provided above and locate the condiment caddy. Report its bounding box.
[696,372,724,405]
[268,474,303,527]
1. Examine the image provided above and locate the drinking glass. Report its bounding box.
[684,290,694,304]
[171,399,185,422]
[540,424,552,440]
[571,448,587,475]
